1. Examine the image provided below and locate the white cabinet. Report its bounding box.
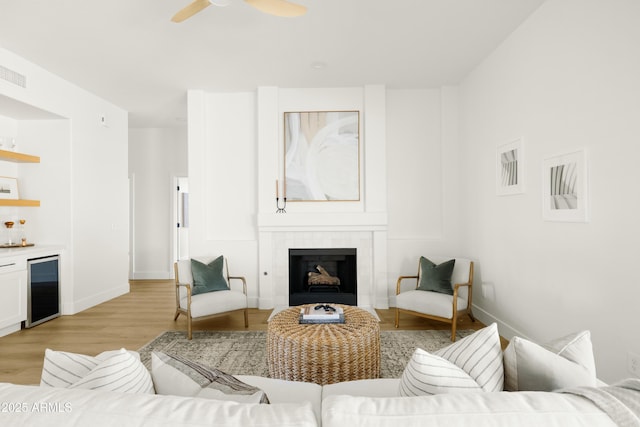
[0,258,27,334]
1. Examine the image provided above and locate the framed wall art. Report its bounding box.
[284,111,360,201]
[496,138,524,195]
[0,176,19,200]
[542,149,589,222]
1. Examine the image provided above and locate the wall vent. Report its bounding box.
[0,65,27,88]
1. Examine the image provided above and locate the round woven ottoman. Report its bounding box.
[267,305,380,385]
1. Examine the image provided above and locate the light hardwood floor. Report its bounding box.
[0,280,487,385]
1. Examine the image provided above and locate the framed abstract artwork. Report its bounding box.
[284,111,360,201]
[542,149,589,222]
[496,138,524,195]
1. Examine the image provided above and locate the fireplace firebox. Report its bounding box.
[288,248,357,306]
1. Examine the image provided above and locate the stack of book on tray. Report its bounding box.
[299,304,345,324]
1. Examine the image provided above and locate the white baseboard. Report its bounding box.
[471,304,531,342]
[0,323,21,338]
[62,283,130,315]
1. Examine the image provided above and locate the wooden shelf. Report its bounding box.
[0,149,41,207]
[0,149,40,163]
[0,200,40,207]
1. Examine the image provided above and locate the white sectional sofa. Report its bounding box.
[1,324,637,426]
[0,376,631,427]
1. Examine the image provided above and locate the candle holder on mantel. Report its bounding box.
[276,197,287,213]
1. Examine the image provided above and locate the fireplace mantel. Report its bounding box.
[257,212,387,232]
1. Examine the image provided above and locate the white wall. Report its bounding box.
[187,90,259,304]
[459,0,640,382]
[0,47,129,314]
[187,86,463,308]
[386,87,465,302]
[129,127,187,279]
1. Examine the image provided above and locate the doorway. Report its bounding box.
[173,177,189,263]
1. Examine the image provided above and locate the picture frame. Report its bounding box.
[496,138,524,195]
[0,176,19,200]
[542,149,589,222]
[284,111,360,201]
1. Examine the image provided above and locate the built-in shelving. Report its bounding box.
[0,199,40,207]
[0,149,40,163]
[0,149,40,206]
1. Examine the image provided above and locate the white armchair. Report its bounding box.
[395,256,475,341]
[174,256,248,339]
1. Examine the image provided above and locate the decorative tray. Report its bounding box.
[0,243,35,248]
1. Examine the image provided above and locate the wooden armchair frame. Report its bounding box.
[395,260,475,341]
[174,260,248,340]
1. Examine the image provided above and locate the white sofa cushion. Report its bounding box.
[237,375,323,425]
[41,348,154,394]
[504,330,597,391]
[0,383,318,427]
[395,290,466,319]
[399,323,503,396]
[152,352,268,403]
[322,378,401,399]
[321,392,617,427]
[182,289,247,318]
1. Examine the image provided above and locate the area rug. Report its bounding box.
[138,329,474,379]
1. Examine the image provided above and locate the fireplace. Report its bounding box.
[288,248,357,306]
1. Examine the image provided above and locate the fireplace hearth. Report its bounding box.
[288,248,357,306]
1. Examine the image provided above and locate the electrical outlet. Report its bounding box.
[629,352,640,377]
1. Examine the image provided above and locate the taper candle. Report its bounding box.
[276,179,279,198]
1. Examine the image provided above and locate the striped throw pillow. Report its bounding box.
[69,349,155,394]
[399,323,504,396]
[41,348,154,394]
[152,352,270,404]
[41,349,101,388]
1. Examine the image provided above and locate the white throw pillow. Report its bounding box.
[503,330,597,391]
[151,351,269,404]
[41,348,154,394]
[399,323,504,396]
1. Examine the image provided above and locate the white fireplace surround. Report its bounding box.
[257,213,389,310]
[254,86,390,310]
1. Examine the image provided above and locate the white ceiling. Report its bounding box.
[0,0,545,128]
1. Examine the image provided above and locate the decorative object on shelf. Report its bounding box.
[0,219,34,248]
[542,149,589,222]
[0,149,40,207]
[0,177,19,200]
[275,179,286,213]
[284,111,360,201]
[19,219,27,246]
[0,136,14,151]
[4,221,15,245]
[496,138,524,195]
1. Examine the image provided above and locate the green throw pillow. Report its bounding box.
[417,257,455,295]
[190,257,228,295]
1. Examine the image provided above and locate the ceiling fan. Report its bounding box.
[171,0,307,23]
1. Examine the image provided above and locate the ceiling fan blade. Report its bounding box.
[244,0,307,17]
[171,0,212,23]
